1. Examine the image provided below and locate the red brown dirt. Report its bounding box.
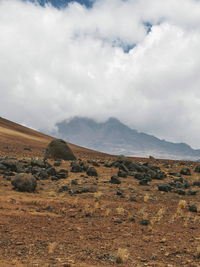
[0,117,200,267]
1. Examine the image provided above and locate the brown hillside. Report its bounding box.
[0,117,200,267]
[0,117,109,159]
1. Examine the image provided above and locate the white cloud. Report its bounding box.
[1,0,200,148]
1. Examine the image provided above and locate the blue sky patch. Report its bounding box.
[25,0,94,8]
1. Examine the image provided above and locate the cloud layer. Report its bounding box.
[1,0,200,148]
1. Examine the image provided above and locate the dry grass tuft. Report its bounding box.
[116,248,129,264]
[116,207,125,215]
[104,208,111,217]
[196,245,200,258]
[48,242,57,254]
[94,191,103,200]
[143,194,150,203]
[176,200,187,216]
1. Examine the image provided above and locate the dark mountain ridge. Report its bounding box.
[48,117,200,160]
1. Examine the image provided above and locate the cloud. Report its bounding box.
[1,0,200,148]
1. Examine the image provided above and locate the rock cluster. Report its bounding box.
[108,158,166,186]
[70,160,98,176]
[0,157,69,192]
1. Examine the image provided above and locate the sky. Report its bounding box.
[1,0,200,148]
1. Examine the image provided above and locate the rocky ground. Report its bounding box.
[0,117,200,267]
[0,155,200,267]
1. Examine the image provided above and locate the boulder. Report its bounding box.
[11,173,37,192]
[44,139,76,160]
[86,167,98,177]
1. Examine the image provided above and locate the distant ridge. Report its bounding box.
[48,117,200,160]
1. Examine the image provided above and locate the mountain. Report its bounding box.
[49,117,200,160]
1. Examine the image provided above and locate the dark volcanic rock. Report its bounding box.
[87,160,100,167]
[116,189,125,196]
[180,168,191,176]
[119,164,129,173]
[118,170,128,178]
[71,185,97,194]
[54,161,62,167]
[31,158,47,168]
[1,159,19,172]
[86,167,98,177]
[56,169,68,179]
[139,179,149,186]
[44,139,76,160]
[140,219,150,226]
[187,190,198,196]
[0,163,7,171]
[158,183,172,192]
[71,162,84,173]
[168,171,181,177]
[35,170,49,180]
[110,176,121,184]
[11,173,37,192]
[58,185,70,192]
[193,181,200,187]
[188,204,198,213]
[152,171,166,180]
[174,189,186,195]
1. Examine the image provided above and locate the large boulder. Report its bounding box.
[11,173,37,192]
[44,139,76,160]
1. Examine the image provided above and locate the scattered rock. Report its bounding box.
[180,168,191,176]
[158,183,172,192]
[54,161,62,167]
[11,173,37,192]
[139,179,149,186]
[58,186,70,192]
[187,190,198,196]
[86,167,98,177]
[31,158,47,168]
[24,147,32,151]
[140,219,150,226]
[174,189,186,195]
[118,170,128,178]
[116,189,125,197]
[71,179,78,185]
[110,176,121,184]
[193,181,200,187]
[44,139,76,160]
[56,169,68,179]
[188,204,198,213]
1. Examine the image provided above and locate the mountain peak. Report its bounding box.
[52,116,200,160]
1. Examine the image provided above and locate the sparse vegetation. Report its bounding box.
[116,248,129,264]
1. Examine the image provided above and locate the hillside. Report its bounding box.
[50,117,200,160]
[0,117,108,159]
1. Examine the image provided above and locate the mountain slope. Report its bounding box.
[53,117,200,160]
[0,117,107,159]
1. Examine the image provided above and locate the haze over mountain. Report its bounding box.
[45,117,200,160]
